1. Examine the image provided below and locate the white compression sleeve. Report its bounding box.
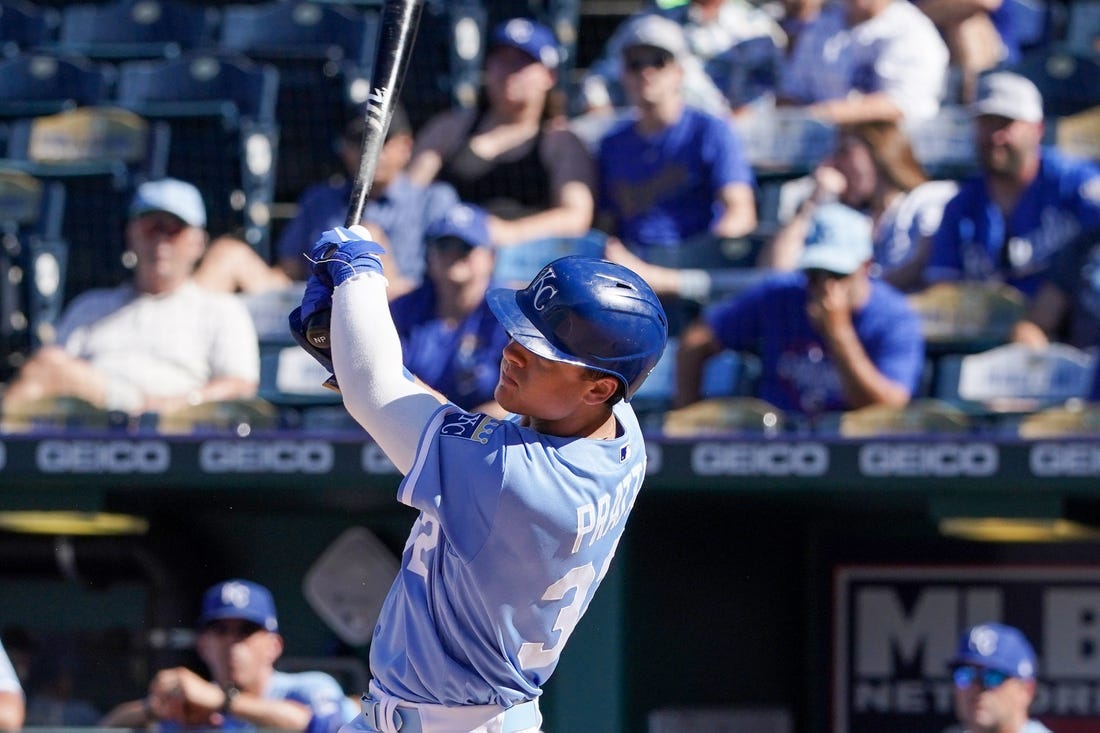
[330,273,448,475]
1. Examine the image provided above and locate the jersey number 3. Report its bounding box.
[517,564,596,671]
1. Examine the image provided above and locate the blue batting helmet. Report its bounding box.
[487,256,668,399]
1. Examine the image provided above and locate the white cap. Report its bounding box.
[618,14,689,60]
[797,203,874,275]
[130,178,207,228]
[971,71,1044,123]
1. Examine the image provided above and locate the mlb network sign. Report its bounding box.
[833,565,1100,733]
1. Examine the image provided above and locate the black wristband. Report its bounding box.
[221,686,240,716]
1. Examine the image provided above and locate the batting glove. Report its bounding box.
[307,226,386,288]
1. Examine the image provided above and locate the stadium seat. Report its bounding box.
[0,53,113,156]
[217,1,380,204]
[492,230,606,287]
[1011,46,1100,118]
[907,281,1027,357]
[4,106,169,302]
[0,167,66,379]
[1014,401,1100,438]
[114,53,280,251]
[400,0,486,131]
[1064,0,1100,57]
[51,0,218,61]
[258,343,343,409]
[154,398,279,435]
[1055,101,1100,161]
[662,397,785,437]
[833,399,973,437]
[0,0,61,58]
[934,342,1097,414]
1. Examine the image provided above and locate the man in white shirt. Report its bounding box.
[2,178,259,416]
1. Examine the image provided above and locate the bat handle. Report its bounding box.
[305,308,332,349]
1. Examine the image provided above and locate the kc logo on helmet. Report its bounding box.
[530,267,558,311]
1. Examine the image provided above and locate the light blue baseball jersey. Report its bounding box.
[369,401,647,707]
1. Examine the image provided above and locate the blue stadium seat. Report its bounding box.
[1011,45,1100,118]
[1064,0,1100,57]
[934,342,1097,415]
[4,106,170,303]
[0,0,61,58]
[401,0,486,131]
[52,0,218,61]
[114,53,280,251]
[0,53,112,119]
[0,167,66,378]
[492,230,606,287]
[217,1,380,204]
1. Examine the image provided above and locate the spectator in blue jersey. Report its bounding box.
[923,72,1100,298]
[100,579,358,732]
[194,104,458,299]
[597,13,757,306]
[389,204,510,416]
[676,203,925,416]
[1013,226,1100,350]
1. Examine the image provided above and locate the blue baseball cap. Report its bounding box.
[197,579,279,632]
[797,203,873,275]
[490,18,560,70]
[130,178,206,228]
[950,623,1037,679]
[426,204,491,250]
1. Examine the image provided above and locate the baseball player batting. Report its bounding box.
[289,225,667,733]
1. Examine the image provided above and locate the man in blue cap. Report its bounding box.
[946,622,1050,733]
[388,204,509,416]
[101,579,357,731]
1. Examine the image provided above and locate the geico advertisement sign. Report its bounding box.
[858,442,998,476]
[35,440,170,473]
[199,440,333,473]
[690,442,829,476]
[834,565,1100,733]
[1031,442,1100,476]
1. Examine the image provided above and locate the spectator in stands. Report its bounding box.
[774,0,828,54]
[100,579,358,732]
[1012,226,1100,349]
[194,104,458,299]
[758,120,958,291]
[777,0,950,125]
[944,622,1048,733]
[407,18,596,248]
[579,0,787,117]
[1,179,259,416]
[676,203,925,416]
[0,639,24,732]
[389,204,509,417]
[915,0,1024,103]
[597,14,757,309]
[923,72,1100,298]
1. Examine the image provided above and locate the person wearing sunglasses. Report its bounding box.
[596,14,758,332]
[946,622,1050,733]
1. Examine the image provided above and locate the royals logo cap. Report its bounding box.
[197,579,279,632]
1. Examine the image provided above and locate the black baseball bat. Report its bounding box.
[305,0,424,349]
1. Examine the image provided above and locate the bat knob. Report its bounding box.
[305,309,332,349]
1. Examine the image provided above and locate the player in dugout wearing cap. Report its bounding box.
[288,220,667,731]
[101,580,358,731]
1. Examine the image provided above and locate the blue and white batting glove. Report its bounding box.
[307,225,386,288]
